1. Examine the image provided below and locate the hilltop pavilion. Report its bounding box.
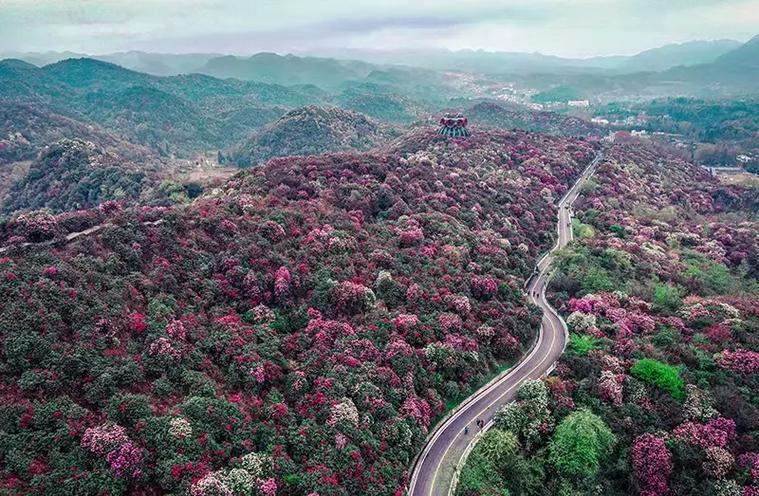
[438,113,470,137]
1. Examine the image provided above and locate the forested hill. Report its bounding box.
[0,129,597,496]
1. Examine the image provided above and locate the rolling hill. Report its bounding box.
[334,87,427,124]
[233,105,398,166]
[466,101,603,137]
[0,101,151,164]
[0,128,598,496]
[0,58,320,157]
[2,138,153,214]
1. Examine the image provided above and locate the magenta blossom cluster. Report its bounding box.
[673,417,737,449]
[717,349,759,375]
[81,423,142,478]
[632,433,673,496]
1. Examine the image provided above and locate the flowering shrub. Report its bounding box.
[566,311,598,333]
[81,423,143,478]
[190,472,233,496]
[328,398,360,427]
[673,417,737,449]
[273,266,291,298]
[717,349,759,374]
[168,417,193,439]
[470,275,499,299]
[333,281,376,316]
[632,433,673,496]
[704,446,735,478]
[597,370,623,407]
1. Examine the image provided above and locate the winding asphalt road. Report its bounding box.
[407,151,603,496]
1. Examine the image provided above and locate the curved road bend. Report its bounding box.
[407,151,604,496]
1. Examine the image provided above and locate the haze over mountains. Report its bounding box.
[1,37,749,79]
[0,33,755,181]
[312,39,745,74]
[616,39,742,72]
[2,36,756,110]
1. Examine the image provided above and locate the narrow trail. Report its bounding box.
[0,219,164,255]
[407,151,604,496]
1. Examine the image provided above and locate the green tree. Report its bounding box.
[653,283,684,313]
[609,224,626,238]
[581,265,614,293]
[549,409,615,480]
[456,429,538,496]
[571,219,595,239]
[569,333,599,356]
[455,454,506,496]
[477,428,521,468]
[494,380,551,449]
[630,358,685,400]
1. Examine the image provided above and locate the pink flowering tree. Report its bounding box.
[81,423,143,478]
[632,433,673,496]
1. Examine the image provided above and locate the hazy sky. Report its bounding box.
[1,0,757,57]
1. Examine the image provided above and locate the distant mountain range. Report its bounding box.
[0,51,221,77]
[197,53,376,88]
[0,57,325,157]
[655,34,759,93]
[618,39,742,72]
[2,38,748,80]
[300,39,745,75]
[503,36,759,100]
[0,34,756,172]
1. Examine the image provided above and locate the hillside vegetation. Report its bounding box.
[0,130,597,496]
[456,142,758,496]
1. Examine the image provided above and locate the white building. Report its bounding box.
[736,154,753,164]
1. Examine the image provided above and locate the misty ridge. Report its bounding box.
[3,36,755,80]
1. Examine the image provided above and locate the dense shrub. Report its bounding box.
[630,359,685,400]
[548,409,616,480]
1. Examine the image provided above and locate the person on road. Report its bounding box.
[464,426,469,435]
